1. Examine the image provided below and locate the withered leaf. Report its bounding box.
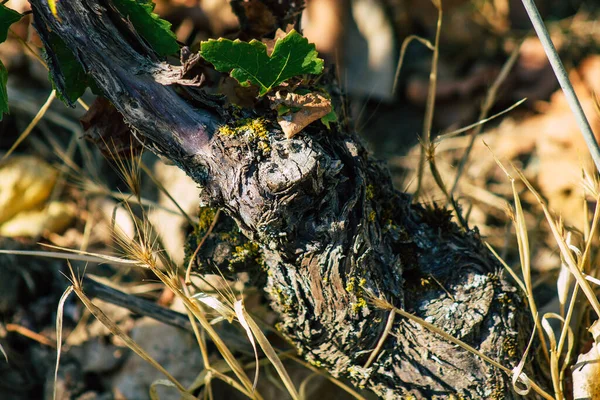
[269,91,332,138]
[80,97,143,157]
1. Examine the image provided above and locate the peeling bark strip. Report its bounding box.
[30,0,545,398]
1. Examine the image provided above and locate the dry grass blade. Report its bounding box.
[557,287,577,382]
[520,0,600,172]
[0,343,7,363]
[485,242,527,294]
[53,285,74,400]
[77,98,89,111]
[140,161,195,226]
[235,300,300,400]
[435,98,526,143]
[186,210,220,284]
[285,355,368,400]
[426,141,467,229]
[188,358,259,397]
[112,200,258,397]
[511,322,537,396]
[66,269,192,396]
[193,292,235,323]
[578,169,600,271]
[150,379,196,400]
[79,176,190,220]
[513,168,600,318]
[143,266,259,397]
[178,284,214,400]
[541,313,571,399]
[3,90,56,160]
[0,248,139,266]
[487,144,550,362]
[556,261,572,314]
[10,28,47,67]
[233,300,261,392]
[103,138,143,200]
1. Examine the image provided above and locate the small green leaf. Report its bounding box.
[0,60,9,120]
[112,0,179,56]
[276,104,291,116]
[321,110,337,129]
[44,32,89,105]
[0,4,22,43]
[200,30,324,96]
[0,3,20,120]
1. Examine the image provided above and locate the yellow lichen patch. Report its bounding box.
[346,276,369,314]
[365,184,375,200]
[231,241,261,265]
[345,277,356,292]
[368,210,377,222]
[197,207,217,232]
[217,125,236,137]
[502,336,517,359]
[351,298,367,313]
[217,118,271,156]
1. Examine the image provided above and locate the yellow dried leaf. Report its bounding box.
[0,201,75,237]
[0,155,57,224]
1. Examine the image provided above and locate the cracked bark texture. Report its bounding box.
[30,0,546,398]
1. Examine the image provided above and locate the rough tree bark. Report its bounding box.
[30,0,547,398]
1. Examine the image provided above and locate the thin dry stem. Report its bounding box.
[53,285,74,400]
[5,323,56,348]
[392,35,434,96]
[414,1,442,199]
[2,90,56,160]
[185,210,221,285]
[514,167,600,318]
[140,161,195,226]
[363,309,395,368]
[448,41,523,198]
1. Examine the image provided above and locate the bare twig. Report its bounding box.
[520,0,600,172]
[414,1,442,199]
[83,276,193,332]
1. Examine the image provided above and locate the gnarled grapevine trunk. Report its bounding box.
[30,0,545,397]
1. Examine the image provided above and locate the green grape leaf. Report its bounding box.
[44,32,89,105]
[0,5,21,120]
[0,4,22,43]
[112,0,179,56]
[200,30,324,96]
[0,60,9,120]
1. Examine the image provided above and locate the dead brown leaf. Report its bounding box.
[219,76,260,107]
[262,25,293,56]
[80,97,143,158]
[269,91,332,138]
